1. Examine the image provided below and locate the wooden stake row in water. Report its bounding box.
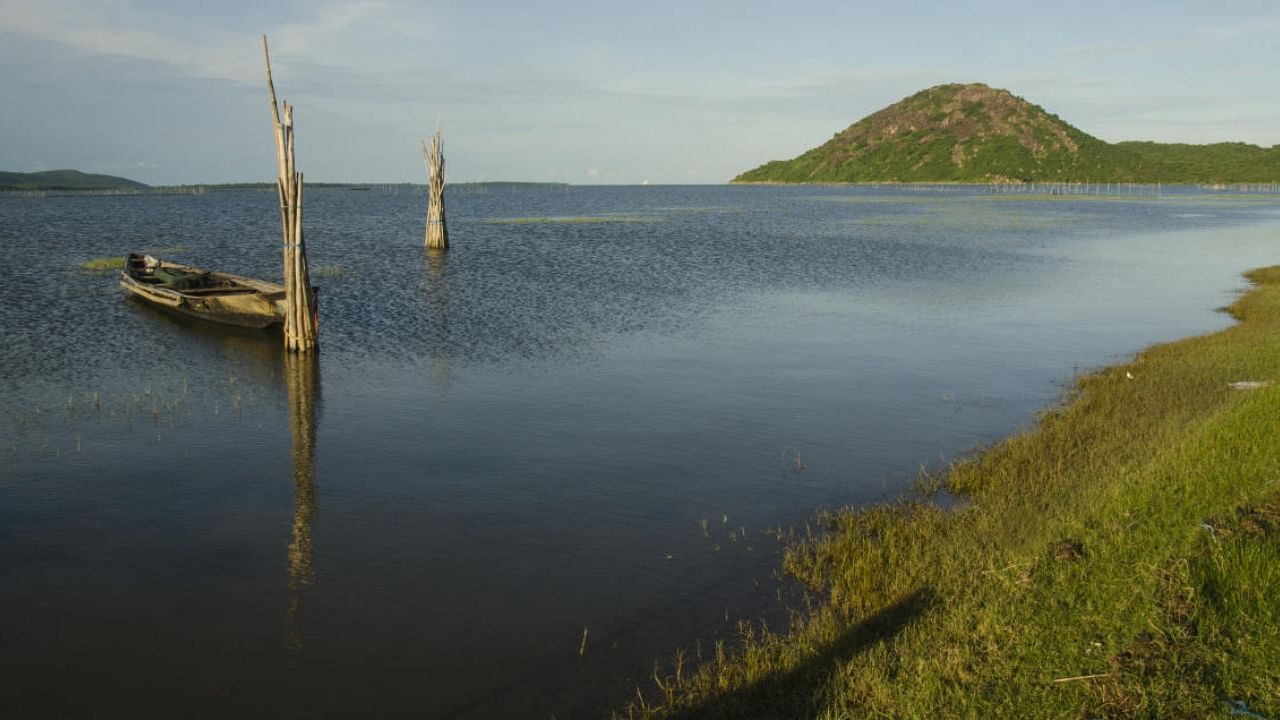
[988,181,1167,196]
[989,181,1280,196]
[800,182,1280,195]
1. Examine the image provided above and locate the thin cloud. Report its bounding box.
[1058,14,1280,56]
[0,0,257,81]
[1057,38,1210,56]
[0,0,406,86]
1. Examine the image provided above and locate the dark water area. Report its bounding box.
[1,185,1278,718]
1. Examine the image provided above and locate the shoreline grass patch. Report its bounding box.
[624,265,1280,719]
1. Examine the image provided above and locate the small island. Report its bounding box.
[0,169,150,192]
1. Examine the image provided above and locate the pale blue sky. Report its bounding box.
[1,0,1276,185]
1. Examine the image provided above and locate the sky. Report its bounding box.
[1,0,1277,185]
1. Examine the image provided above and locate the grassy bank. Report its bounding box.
[627,266,1280,719]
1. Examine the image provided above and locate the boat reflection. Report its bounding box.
[284,351,321,649]
[125,294,286,373]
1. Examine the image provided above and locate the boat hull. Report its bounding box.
[120,254,287,330]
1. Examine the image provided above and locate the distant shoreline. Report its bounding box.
[0,180,574,196]
[5,180,1278,196]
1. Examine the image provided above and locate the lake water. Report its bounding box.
[1,185,1278,718]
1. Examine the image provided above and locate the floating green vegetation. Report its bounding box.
[626,265,1280,718]
[79,246,187,273]
[1187,193,1280,204]
[654,205,743,214]
[817,194,959,204]
[484,214,662,225]
[977,193,1279,207]
[981,193,1162,203]
[78,256,126,273]
[848,201,1069,231]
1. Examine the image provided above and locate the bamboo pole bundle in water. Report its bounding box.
[263,35,318,352]
[422,130,449,250]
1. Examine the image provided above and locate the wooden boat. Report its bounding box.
[120,253,287,329]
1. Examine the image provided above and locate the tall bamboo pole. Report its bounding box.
[263,35,317,352]
[423,130,448,250]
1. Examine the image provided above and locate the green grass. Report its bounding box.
[78,256,126,273]
[624,266,1280,719]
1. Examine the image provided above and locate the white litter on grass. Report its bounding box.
[1228,381,1273,391]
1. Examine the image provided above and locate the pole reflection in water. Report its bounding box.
[284,351,321,649]
[424,248,452,398]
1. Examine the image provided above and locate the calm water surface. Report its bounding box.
[2,185,1278,717]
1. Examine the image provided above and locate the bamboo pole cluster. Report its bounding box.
[263,35,318,352]
[423,131,449,249]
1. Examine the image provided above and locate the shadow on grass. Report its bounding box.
[667,587,937,720]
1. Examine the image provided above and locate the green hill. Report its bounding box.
[0,169,150,191]
[1112,141,1280,183]
[733,83,1279,184]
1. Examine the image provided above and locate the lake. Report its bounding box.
[1,184,1278,718]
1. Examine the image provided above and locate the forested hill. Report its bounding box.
[0,169,150,191]
[733,83,1278,184]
